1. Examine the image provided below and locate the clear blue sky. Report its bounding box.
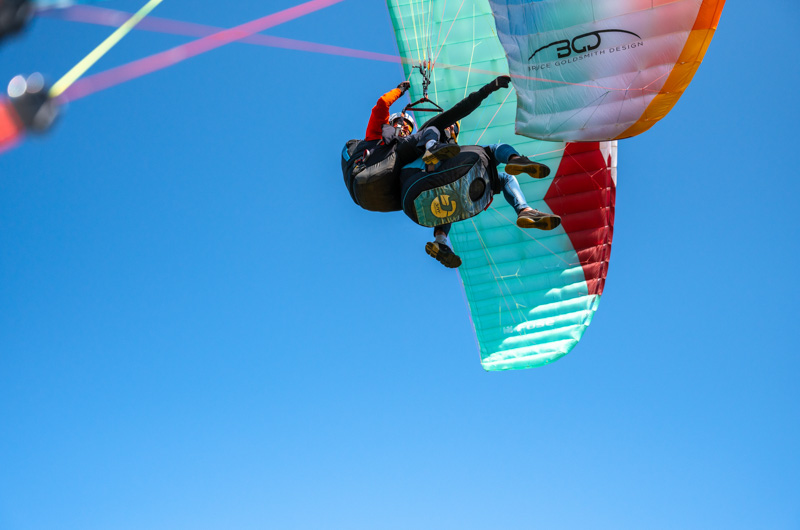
[1,1,799,529]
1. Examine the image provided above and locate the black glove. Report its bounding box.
[495,75,511,89]
[478,75,511,97]
[397,81,410,94]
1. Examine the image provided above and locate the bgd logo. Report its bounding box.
[529,29,642,61]
[431,194,458,218]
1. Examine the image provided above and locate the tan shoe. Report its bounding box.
[422,143,461,165]
[516,208,561,230]
[505,156,551,179]
[425,241,462,268]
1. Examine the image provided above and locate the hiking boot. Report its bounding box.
[516,208,561,230]
[505,156,551,179]
[422,143,461,165]
[425,241,462,268]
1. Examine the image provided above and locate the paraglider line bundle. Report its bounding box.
[404,59,444,114]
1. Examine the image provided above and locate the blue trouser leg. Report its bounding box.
[498,172,529,214]
[484,143,519,165]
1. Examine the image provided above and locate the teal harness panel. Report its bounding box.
[412,163,491,227]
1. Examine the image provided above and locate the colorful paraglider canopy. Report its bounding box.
[489,0,726,141]
[388,0,617,370]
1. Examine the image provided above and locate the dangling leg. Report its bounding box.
[421,137,460,165]
[485,143,551,179]
[405,126,460,165]
[498,172,561,230]
[425,223,462,268]
[504,153,551,179]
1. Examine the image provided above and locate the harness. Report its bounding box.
[400,146,496,228]
[341,59,446,213]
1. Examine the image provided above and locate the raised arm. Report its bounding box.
[420,76,510,132]
[364,81,409,141]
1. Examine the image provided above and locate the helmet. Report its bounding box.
[389,111,416,131]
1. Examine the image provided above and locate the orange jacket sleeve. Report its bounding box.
[364,87,403,141]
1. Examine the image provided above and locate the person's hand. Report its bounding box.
[480,75,512,96]
[397,81,410,93]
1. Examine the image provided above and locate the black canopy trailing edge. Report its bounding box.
[404,60,443,114]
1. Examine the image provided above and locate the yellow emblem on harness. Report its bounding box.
[431,194,458,218]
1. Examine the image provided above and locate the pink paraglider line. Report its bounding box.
[45,5,650,97]
[41,5,404,67]
[57,0,347,102]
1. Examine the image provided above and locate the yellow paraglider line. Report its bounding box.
[46,4,655,95]
[471,202,584,332]
[400,0,530,329]
[49,0,165,98]
[454,271,483,364]
[425,0,435,64]
[487,206,577,268]
[463,6,477,99]
[468,218,527,328]
[432,0,467,68]
[43,5,407,66]
[421,1,429,62]
[435,0,448,54]
[432,63,439,109]
[412,3,550,323]
[408,0,422,64]
[473,88,512,145]
[420,0,428,62]
[395,4,415,64]
[59,0,346,102]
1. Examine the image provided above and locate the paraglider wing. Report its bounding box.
[489,0,725,141]
[386,0,616,370]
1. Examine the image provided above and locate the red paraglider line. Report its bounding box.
[45,5,654,97]
[58,0,346,102]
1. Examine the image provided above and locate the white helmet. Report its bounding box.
[389,111,416,131]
